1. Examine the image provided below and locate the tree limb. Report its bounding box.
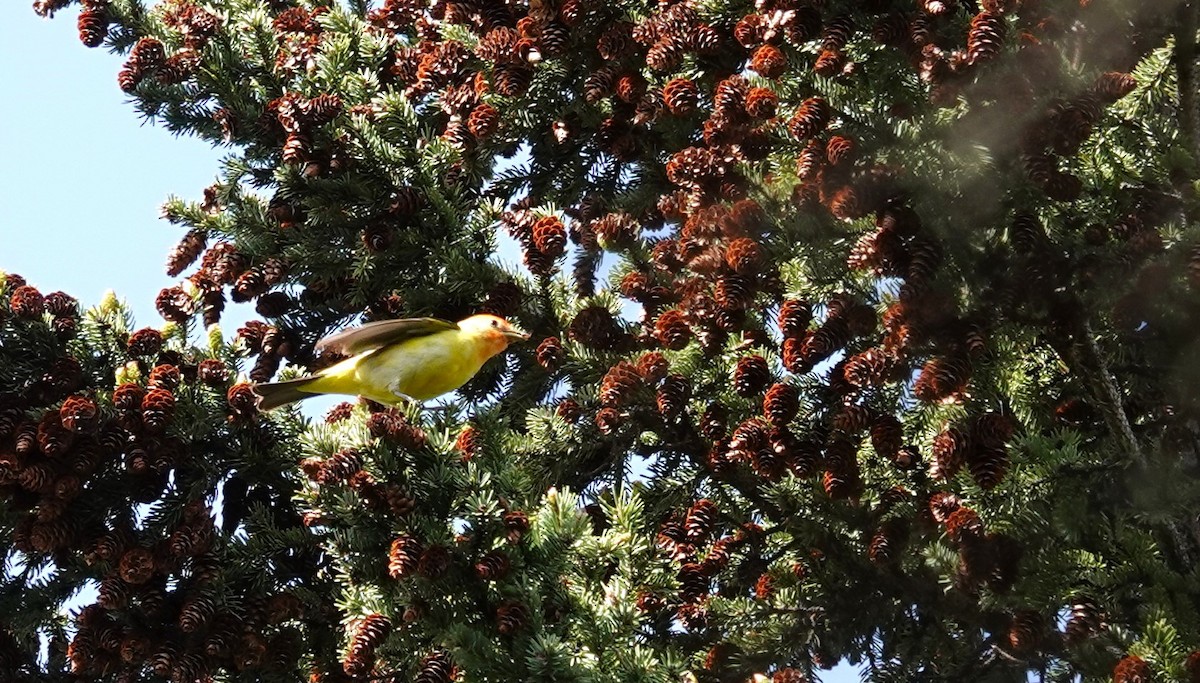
[1176,1,1200,165]
[1072,319,1144,467]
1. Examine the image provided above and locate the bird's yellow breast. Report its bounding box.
[305,329,490,403]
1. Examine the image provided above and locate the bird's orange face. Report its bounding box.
[459,314,530,358]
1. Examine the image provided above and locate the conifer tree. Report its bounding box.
[7,0,1200,680]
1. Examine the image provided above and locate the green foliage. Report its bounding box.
[8,0,1200,681]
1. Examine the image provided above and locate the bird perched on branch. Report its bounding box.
[252,314,529,410]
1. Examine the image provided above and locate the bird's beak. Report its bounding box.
[503,328,530,342]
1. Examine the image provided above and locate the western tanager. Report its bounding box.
[252,314,529,411]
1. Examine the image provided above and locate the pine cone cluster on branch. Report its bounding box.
[15,0,1200,679]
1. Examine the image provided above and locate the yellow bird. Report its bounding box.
[252,314,529,411]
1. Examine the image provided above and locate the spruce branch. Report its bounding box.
[1070,311,1200,572]
[13,0,1200,680]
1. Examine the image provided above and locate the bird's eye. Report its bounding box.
[491,320,499,328]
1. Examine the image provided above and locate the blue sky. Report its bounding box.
[0,5,864,681]
[2,4,228,326]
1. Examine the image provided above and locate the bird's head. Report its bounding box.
[458,314,530,355]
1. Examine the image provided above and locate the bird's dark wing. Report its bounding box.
[315,317,459,356]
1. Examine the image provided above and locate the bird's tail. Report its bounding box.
[252,376,318,411]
